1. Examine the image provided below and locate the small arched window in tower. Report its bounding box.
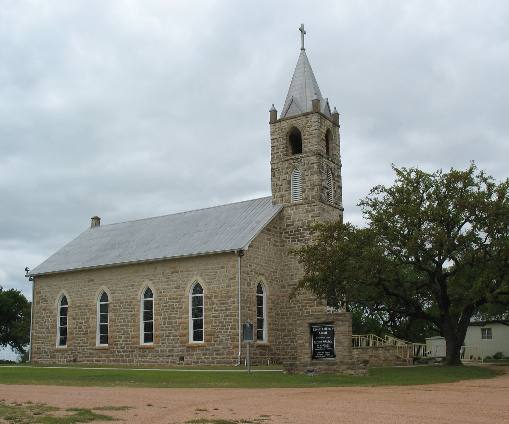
[189,282,204,343]
[57,295,68,347]
[141,287,154,345]
[97,291,109,346]
[326,167,334,204]
[289,127,302,155]
[325,129,332,157]
[256,283,267,342]
[291,169,302,203]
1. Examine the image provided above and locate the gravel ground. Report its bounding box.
[0,367,507,424]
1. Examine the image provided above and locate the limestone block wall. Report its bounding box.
[270,112,342,208]
[289,312,355,373]
[32,253,240,365]
[352,346,408,367]
[238,215,283,365]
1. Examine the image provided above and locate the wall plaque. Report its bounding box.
[311,324,336,360]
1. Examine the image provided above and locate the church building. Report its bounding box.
[29,27,355,372]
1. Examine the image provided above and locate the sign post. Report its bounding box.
[242,320,254,373]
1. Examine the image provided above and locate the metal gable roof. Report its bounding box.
[31,197,282,276]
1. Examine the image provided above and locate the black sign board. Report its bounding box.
[243,322,254,342]
[311,324,336,360]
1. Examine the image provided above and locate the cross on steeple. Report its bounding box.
[299,24,306,50]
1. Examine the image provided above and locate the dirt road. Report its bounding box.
[0,367,508,423]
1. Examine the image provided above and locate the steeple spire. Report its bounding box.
[280,25,331,119]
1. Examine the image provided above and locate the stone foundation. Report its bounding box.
[352,345,409,367]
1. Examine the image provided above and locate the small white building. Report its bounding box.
[425,336,446,358]
[464,320,509,359]
[426,320,509,360]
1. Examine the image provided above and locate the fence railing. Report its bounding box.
[352,334,387,348]
[352,334,429,360]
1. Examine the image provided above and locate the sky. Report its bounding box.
[1,0,509,303]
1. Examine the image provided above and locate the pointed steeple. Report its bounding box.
[281,26,330,119]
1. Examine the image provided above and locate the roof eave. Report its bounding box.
[30,248,239,278]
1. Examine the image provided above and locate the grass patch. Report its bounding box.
[0,365,500,389]
[0,401,118,423]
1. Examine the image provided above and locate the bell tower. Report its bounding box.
[270,25,343,225]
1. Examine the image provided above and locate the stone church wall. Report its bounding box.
[32,253,241,365]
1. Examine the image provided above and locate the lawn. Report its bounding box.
[0,365,499,388]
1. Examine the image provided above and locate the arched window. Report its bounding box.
[57,295,68,347]
[97,291,109,346]
[256,283,267,342]
[325,129,332,157]
[141,287,154,345]
[326,167,334,204]
[291,169,302,203]
[189,282,204,343]
[289,127,302,155]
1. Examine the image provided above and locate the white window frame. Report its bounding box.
[291,169,302,203]
[256,282,268,343]
[56,295,68,348]
[96,291,109,347]
[188,282,205,344]
[481,327,492,340]
[140,287,154,345]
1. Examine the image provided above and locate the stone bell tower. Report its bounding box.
[270,24,343,236]
[267,26,353,373]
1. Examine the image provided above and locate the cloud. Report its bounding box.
[1,0,508,298]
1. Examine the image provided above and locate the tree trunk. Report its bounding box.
[444,336,463,365]
[442,318,467,366]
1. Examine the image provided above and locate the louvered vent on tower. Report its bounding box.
[326,168,333,204]
[291,169,302,203]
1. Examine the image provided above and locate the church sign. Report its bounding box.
[311,324,336,360]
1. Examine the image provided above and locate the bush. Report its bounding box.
[493,352,504,360]
[484,356,492,361]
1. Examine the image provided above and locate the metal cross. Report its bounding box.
[299,24,306,50]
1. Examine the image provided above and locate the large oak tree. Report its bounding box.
[0,287,31,357]
[295,164,509,365]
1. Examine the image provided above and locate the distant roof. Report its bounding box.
[31,197,282,276]
[469,320,509,327]
[281,49,331,119]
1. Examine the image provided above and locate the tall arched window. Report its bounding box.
[289,127,302,155]
[97,291,109,346]
[189,282,204,343]
[57,295,68,347]
[141,287,154,345]
[325,129,332,157]
[291,169,302,202]
[326,167,334,204]
[256,283,267,342]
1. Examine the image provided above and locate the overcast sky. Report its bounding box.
[1,0,509,301]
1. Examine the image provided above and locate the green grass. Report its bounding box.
[0,365,499,389]
[483,359,509,365]
[0,401,118,423]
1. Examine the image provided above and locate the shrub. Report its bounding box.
[493,352,504,360]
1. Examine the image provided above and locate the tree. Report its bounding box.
[295,164,509,365]
[0,287,31,356]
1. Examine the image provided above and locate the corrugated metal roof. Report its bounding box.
[31,197,282,276]
[281,49,331,119]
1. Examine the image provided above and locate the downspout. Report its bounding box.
[236,249,244,365]
[25,269,34,363]
[29,277,34,362]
